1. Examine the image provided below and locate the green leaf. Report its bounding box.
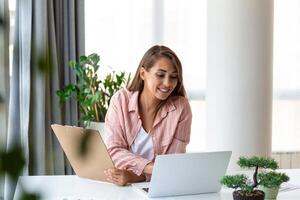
[238,156,278,170]
[20,191,40,200]
[221,174,251,191]
[88,53,100,65]
[93,91,102,101]
[258,171,289,187]
[79,129,93,156]
[56,53,129,124]
[0,145,26,181]
[94,65,100,73]
[80,56,88,62]
[31,48,52,73]
[56,90,64,97]
[0,16,7,27]
[69,60,77,69]
[83,88,91,94]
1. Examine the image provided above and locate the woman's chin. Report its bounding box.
[155,93,170,101]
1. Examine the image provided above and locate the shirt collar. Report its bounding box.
[157,97,176,118]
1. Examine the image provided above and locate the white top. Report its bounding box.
[130,127,154,160]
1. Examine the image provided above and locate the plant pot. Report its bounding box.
[87,121,107,141]
[258,186,279,200]
[232,190,265,200]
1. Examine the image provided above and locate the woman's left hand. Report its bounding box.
[104,168,145,186]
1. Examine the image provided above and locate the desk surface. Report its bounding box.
[14,169,300,200]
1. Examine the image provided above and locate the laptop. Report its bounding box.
[132,151,232,198]
[51,124,114,182]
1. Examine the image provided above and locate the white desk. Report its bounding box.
[14,169,300,200]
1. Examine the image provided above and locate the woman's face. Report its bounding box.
[140,57,178,101]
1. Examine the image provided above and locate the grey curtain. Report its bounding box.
[4,0,85,199]
[0,0,9,199]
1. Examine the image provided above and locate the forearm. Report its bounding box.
[108,146,153,176]
[129,172,146,183]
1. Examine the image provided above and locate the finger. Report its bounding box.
[104,168,113,177]
[115,172,128,186]
[111,173,121,181]
[117,178,127,186]
[106,172,118,181]
[104,170,108,176]
[109,173,127,186]
[107,170,122,181]
[106,169,129,186]
[106,176,113,183]
[108,168,122,175]
[107,175,121,185]
[106,170,121,179]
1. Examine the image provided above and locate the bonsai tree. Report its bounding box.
[258,171,289,200]
[221,156,279,200]
[258,171,289,188]
[56,53,130,126]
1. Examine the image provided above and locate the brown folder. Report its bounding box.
[51,124,114,182]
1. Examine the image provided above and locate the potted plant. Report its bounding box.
[56,53,130,135]
[221,156,279,200]
[258,171,289,200]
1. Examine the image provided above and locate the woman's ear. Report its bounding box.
[139,67,146,81]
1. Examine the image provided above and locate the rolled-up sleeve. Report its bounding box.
[166,99,192,154]
[105,93,152,176]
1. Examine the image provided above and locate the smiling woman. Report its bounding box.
[104,45,192,186]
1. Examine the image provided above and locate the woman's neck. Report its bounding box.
[139,90,161,114]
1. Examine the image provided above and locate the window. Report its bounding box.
[272,0,300,151]
[87,1,300,153]
[85,0,207,151]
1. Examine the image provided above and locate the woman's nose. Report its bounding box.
[163,77,173,87]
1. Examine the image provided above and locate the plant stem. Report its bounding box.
[252,165,258,188]
[90,76,99,122]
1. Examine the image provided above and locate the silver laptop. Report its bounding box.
[132,151,232,198]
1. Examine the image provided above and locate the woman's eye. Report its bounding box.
[156,74,165,78]
[170,76,178,80]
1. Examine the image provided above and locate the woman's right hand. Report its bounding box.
[143,162,154,174]
[104,168,146,186]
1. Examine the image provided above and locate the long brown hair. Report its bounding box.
[128,45,186,97]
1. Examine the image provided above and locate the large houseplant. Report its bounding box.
[56,53,130,127]
[221,156,280,200]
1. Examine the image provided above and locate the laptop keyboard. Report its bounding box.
[142,188,149,193]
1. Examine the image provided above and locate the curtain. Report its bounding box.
[4,0,85,199]
[0,0,9,199]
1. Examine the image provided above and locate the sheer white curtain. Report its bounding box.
[273,0,300,152]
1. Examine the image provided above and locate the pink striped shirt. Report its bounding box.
[105,88,192,176]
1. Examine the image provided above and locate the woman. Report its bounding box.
[104,45,192,186]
